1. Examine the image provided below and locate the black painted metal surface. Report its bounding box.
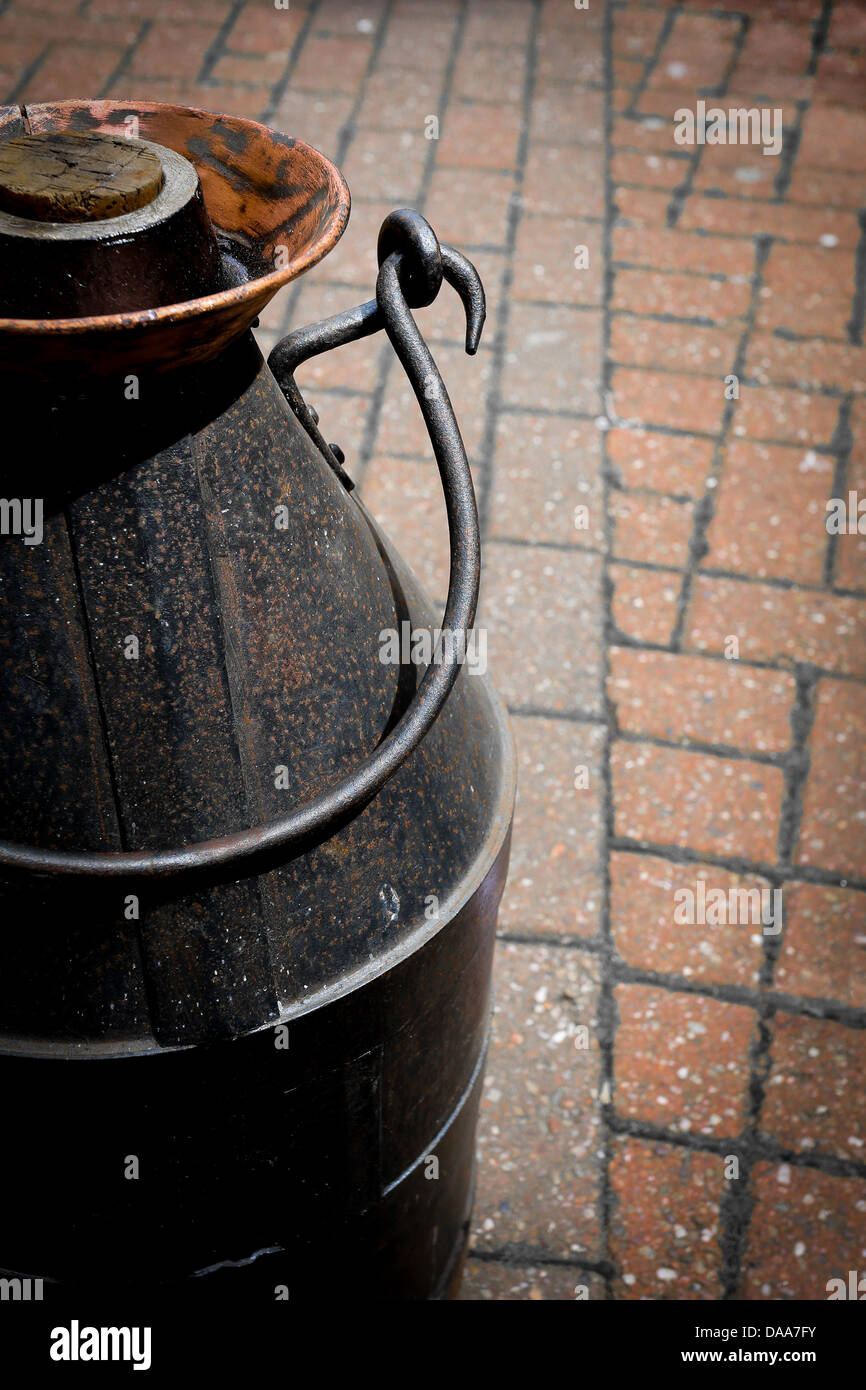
[0,112,515,1300]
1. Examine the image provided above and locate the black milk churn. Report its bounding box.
[0,100,515,1301]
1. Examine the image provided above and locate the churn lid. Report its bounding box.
[0,100,350,376]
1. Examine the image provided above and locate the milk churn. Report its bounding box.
[0,100,515,1301]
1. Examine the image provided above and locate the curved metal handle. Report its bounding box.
[0,211,485,878]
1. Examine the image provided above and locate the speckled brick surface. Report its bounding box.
[614,984,758,1136]
[761,1014,866,1161]
[498,716,605,938]
[739,1164,866,1300]
[6,0,864,1303]
[459,1259,605,1300]
[610,852,766,989]
[609,1138,724,1300]
[470,942,603,1262]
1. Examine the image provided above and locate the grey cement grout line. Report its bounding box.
[621,1,682,123]
[668,232,772,652]
[505,703,606,724]
[665,10,750,229]
[823,396,853,588]
[847,209,866,347]
[498,931,605,952]
[264,0,396,344]
[610,834,866,894]
[807,0,834,77]
[488,536,603,554]
[775,665,819,872]
[96,18,153,99]
[351,0,471,493]
[4,45,51,103]
[615,175,865,221]
[607,1113,866,1186]
[197,1,245,84]
[598,0,620,1304]
[497,931,866,1032]
[258,0,322,127]
[771,103,807,203]
[611,262,752,282]
[498,403,600,420]
[469,0,543,547]
[608,629,866,687]
[468,1247,614,1277]
[508,297,608,311]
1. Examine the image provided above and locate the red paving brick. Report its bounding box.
[471,942,602,1261]
[611,270,752,327]
[761,1014,866,1161]
[610,365,728,436]
[437,102,522,170]
[610,851,767,989]
[359,454,454,603]
[685,575,866,678]
[731,385,839,447]
[498,716,604,939]
[739,1163,866,1300]
[611,741,785,862]
[608,648,796,753]
[775,882,866,1009]
[757,244,858,340]
[500,302,602,413]
[746,333,866,395]
[488,414,605,548]
[610,562,681,645]
[610,490,694,568]
[609,1138,724,1299]
[459,1260,606,1300]
[524,141,605,220]
[610,315,740,375]
[704,440,835,585]
[796,678,866,879]
[3,0,865,1306]
[480,544,604,716]
[680,193,860,247]
[512,216,604,306]
[606,427,715,497]
[614,984,758,1135]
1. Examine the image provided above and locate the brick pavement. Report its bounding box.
[3,0,864,1302]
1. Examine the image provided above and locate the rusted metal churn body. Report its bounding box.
[0,101,515,1300]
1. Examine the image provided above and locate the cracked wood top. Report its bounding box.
[0,131,164,223]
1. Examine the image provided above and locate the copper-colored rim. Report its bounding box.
[0,98,351,343]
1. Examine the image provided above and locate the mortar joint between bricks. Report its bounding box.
[825,397,854,588]
[775,663,820,872]
[665,9,751,229]
[668,232,774,653]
